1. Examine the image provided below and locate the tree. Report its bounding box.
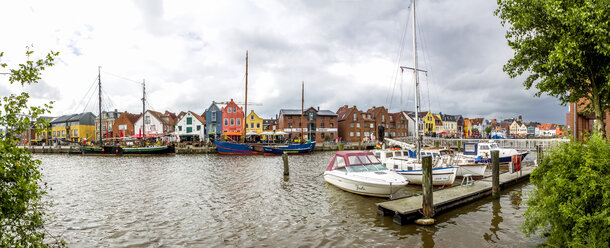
[495,0,610,139]
[522,135,610,246]
[485,126,492,137]
[0,48,62,246]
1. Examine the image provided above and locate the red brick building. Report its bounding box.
[112,112,141,138]
[278,107,338,143]
[337,105,409,142]
[221,99,244,141]
[566,98,610,140]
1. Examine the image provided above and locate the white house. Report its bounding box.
[174,111,206,142]
[133,110,174,137]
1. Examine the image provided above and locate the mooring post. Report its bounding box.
[536,145,542,166]
[282,152,289,176]
[458,140,462,153]
[416,155,435,225]
[491,150,500,199]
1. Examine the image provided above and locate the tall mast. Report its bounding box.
[98,66,103,146]
[412,0,421,160]
[242,50,248,143]
[142,79,145,138]
[301,81,304,143]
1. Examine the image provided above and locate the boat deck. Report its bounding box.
[377,166,534,225]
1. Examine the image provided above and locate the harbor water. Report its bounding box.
[39,152,543,247]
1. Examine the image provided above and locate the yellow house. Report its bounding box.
[245,110,263,134]
[424,112,436,135]
[50,112,96,143]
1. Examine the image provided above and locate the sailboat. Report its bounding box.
[214,51,263,155]
[385,0,457,185]
[80,67,175,155]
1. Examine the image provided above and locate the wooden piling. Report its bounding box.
[491,150,500,199]
[282,153,289,176]
[457,140,462,153]
[417,155,435,225]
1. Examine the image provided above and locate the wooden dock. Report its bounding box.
[377,166,534,225]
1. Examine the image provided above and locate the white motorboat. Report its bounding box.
[324,151,408,198]
[421,148,487,177]
[373,148,457,186]
[462,141,528,164]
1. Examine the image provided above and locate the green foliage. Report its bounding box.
[523,135,610,247]
[0,47,63,247]
[485,126,492,136]
[495,0,610,138]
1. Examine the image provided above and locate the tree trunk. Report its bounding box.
[590,81,606,139]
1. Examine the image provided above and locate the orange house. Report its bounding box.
[221,99,244,141]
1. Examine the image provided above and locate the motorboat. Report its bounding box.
[324,151,408,198]
[462,141,528,164]
[373,146,457,186]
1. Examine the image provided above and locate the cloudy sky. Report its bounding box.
[0,0,567,123]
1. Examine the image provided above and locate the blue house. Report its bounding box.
[205,102,223,141]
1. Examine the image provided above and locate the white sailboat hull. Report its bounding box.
[396,167,457,186]
[324,171,408,197]
[455,164,487,177]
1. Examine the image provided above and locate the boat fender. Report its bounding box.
[102,148,105,152]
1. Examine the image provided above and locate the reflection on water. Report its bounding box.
[38,152,543,247]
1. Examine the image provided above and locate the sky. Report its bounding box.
[0,0,568,124]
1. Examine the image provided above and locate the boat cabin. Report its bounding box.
[326,151,387,172]
[463,142,500,157]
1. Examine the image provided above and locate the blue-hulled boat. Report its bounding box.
[263,142,316,156]
[214,140,261,155]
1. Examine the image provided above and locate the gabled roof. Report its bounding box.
[50,112,95,125]
[469,118,484,126]
[120,112,142,124]
[189,111,206,125]
[336,105,354,122]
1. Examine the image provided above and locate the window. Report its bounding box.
[62,130,65,137]
[187,127,192,133]
[237,118,241,126]
[289,123,292,128]
[187,117,192,125]
[74,129,78,136]
[357,132,360,137]
[212,112,216,121]
[233,107,236,113]
[362,113,366,119]
[308,112,314,121]
[256,123,260,128]
[197,125,201,131]
[382,115,385,122]
[321,123,324,128]
[350,132,354,137]
[231,118,235,125]
[334,156,346,168]
[178,126,182,131]
[224,118,228,126]
[145,116,150,124]
[350,123,354,127]
[321,133,325,139]
[228,108,232,113]
[356,123,360,128]
[353,113,357,121]
[370,123,374,128]
[251,115,254,120]
[250,123,254,128]
[330,123,334,128]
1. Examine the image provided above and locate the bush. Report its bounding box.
[522,135,610,247]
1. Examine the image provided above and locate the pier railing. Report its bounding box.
[395,137,568,151]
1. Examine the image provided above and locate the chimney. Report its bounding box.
[317,106,320,111]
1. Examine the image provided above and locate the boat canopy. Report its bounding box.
[325,151,385,171]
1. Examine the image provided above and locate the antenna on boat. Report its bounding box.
[242,50,248,143]
[142,79,146,140]
[98,66,103,146]
[301,81,304,143]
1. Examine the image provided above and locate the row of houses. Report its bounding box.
[21,99,568,146]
